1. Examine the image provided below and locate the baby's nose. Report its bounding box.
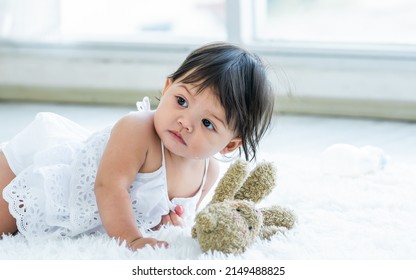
[178,117,193,132]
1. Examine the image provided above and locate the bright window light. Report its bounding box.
[0,0,226,43]
[255,0,416,46]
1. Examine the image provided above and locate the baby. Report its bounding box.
[0,42,275,250]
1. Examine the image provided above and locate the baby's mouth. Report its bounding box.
[169,130,186,145]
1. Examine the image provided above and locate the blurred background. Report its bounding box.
[1,0,416,121]
[1,1,416,262]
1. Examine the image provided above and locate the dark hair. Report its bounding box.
[168,42,274,161]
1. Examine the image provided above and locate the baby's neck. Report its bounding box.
[164,147,206,167]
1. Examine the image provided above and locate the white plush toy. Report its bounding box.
[321,143,388,177]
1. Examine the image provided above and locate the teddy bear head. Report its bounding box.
[193,199,263,254]
[192,160,296,254]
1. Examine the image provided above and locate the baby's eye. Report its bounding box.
[177,96,188,107]
[202,119,214,130]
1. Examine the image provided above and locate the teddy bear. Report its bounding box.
[191,159,296,254]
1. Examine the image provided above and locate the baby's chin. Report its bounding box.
[162,142,213,161]
[162,143,202,160]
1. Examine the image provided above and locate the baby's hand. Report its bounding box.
[128,237,168,250]
[151,205,185,230]
[164,205,185,227]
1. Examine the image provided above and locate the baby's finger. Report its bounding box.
[162,214,172,225]
[146,239,168,249]
[174,205,184,216]
[155,240,169,248]
[169,211,185,227]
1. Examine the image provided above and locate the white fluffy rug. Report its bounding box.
[1,106,415,260]
[1,146,415,260]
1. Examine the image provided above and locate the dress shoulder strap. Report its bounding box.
[160,141,166,168]
[199,158,210,190]
[161,141,208,195]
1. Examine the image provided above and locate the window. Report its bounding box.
[2,0,415,48]
[255,0,416,46]
[0,0,226,44]
[1,0,416,120]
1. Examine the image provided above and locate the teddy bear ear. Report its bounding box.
[234,161,276,203]
[209,159,249,204]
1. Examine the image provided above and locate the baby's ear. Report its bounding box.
[219,137,242,155]
[161,78,173,96]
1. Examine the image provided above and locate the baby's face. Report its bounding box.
[154,79,241,159]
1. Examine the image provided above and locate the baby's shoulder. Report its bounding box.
[111,111,158,143]
[117,111,155,130]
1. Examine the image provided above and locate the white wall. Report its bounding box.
[1,43,416,120]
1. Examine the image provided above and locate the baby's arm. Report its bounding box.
[94,113,167,250]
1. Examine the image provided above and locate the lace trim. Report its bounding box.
[3,128,111,239]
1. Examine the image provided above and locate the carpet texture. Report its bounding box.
[1,145,414,260]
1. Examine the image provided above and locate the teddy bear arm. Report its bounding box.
[259,225,287,240]
[191,225,197,238]
[260,206,296,230]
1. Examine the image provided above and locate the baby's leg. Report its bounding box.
[0,152,17,236]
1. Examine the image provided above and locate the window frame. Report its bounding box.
[1,0,416,121]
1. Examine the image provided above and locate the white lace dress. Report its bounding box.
[1,98,206,240]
